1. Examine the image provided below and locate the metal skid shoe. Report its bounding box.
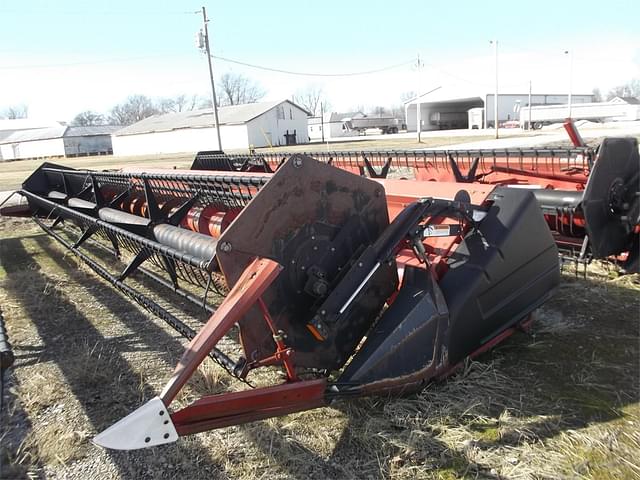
[92,155,560,450]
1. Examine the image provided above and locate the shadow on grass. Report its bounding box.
[0,234,226,478]
[238,275,638,479]
[2,224,637,479]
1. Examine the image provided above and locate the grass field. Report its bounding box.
[0,217,638,479]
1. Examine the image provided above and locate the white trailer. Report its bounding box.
[519,101,640,129]
[343,116,400,134]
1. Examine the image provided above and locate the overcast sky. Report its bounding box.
[1,0,638,121]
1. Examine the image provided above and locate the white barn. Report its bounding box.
[404,88,593,131]
[0,125,119,161]
[112,100,310,155]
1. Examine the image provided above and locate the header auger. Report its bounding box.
[2,153,563,449]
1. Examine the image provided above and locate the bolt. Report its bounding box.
[293,157,303,168]
[358,262,363,267]
[311,236,315,240]
[291,259,296,264]
[313,246,318,251]
[220,241,232,253]
[330,247,335,252]
[301,266,306,271]
[320,309,326,315]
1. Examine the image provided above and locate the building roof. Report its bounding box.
[65,126,121,137]
[0,118,62,132]
[0,125,121,144]
[611,96,640,105]
[115,100,309,136]
[404,85,593,105]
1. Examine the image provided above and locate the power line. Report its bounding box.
[0,51,415,78]
[210,55,414,77]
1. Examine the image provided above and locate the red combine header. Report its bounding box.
[0,135,636,450]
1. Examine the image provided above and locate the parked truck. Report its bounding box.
[342,115,401,134]
[519,100,640,129]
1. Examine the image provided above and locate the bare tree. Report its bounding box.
[606,78,640,100]
[71,110,106,126]
[390,104,406,123]
[592,87,603,103]
[158,94,201,114]
[370,106,389,115]
[109,95,159,125]
[292,85,329,117]
[1,104,28,119]
[401,91,417,103]
[217,73,265,106]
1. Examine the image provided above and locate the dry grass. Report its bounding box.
[0,152,196,192]
[0,219,638,479]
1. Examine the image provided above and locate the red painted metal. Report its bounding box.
[159,257,282,404]
[255,297,298,381]
[172,379,327,435]
[564,119,586,147]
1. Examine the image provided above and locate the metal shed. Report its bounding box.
[0,125,119,161]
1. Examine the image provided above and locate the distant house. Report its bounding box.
[0,125,120,161]
[111,100,310,155]
[308,112,364,141]
[610,96,640,105]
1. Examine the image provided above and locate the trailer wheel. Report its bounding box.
[533,122,543,130]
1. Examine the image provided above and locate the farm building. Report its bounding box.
[0,125,119,161]
[308,112,363,141]
[112,100,309,155]
[404,88,593,131]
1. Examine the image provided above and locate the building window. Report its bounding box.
[289,108,293,119]
[277,106,285,119]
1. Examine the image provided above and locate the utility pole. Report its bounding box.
[199,6,223,151]
[564,49,573,118]
[416,53,422,143]
[527,80,532,130]
[490,40,499,139]
[320,101,325,143]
